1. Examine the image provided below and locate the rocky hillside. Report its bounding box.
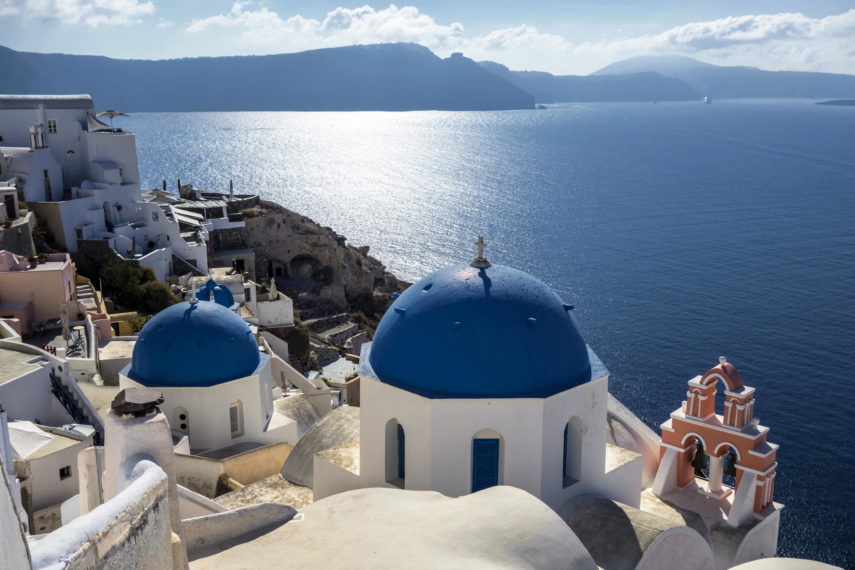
[242,200,407,320]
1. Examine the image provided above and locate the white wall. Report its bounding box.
[83,130,140,186]
[320,368,642,511]
[120,356,285,453]
[2,147,64,202]
[0,454,30,570]
[29,437,92,512]
[540,376,610,508]
[30,459,175,570]
[0,104,90,190]
[0,354,74,426]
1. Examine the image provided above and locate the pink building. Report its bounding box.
[0,251,74,337]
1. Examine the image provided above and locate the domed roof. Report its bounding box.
[368,263,591,398]
[198,278,235,308]
[129,301,260,387]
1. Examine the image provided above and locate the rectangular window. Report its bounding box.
[229,402,243,438]
[471,438,500,492]
[47,120,57,134]
[59,466,71,480]
[119,167,123,179]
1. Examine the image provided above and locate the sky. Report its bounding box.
[1,1,854,75]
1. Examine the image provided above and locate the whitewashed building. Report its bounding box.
[0,95,209,281]
[313,243,642,508]
[118,294,297,452]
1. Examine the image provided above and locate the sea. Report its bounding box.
[125,100,855,567]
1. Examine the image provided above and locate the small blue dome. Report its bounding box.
[368,263,591,398]
[198,279,235,308]
[129,301,260,387]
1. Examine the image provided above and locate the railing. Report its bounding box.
[49,369,104,445]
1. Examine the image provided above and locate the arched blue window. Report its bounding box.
[397,424,406,480]
[472,438,500,492]
[385,419,405,487]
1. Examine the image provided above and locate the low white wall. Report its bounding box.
[30,459,174,570]
[313,454,369,502]
[733,510,781,567]
[0,458,30,570]
[178,484,227,520]
[636,527,716,570]
[596,452,644,509]
[138,248,171,283]
[182,502,297,560]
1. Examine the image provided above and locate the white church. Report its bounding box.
[311,238,784,569]
[117,285,293,453]
[315,238,641,508]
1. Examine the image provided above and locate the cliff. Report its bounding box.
[0,44,534,112]
[239,200,407,319]
[479,61,699,103]
[593,55,855,99]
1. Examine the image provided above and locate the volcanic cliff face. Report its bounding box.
[241,201,407,316]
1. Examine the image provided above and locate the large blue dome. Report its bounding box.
[129,301,261,387]
[367,263,591,398]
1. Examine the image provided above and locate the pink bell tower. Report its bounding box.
[652,357,779,527]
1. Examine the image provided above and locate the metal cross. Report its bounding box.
[470,236,492,269]
[475,236,487,259]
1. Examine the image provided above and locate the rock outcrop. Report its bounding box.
[242,201,407,316]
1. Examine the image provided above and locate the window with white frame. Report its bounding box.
[47,120,57,134]
[229,401,243,438]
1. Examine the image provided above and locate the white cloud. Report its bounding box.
[182,5,855,75]
[187,3,464,52]
[573,10,855,74]
[13,0,155,27]
[0,0,19,16]
[473,25,571,53]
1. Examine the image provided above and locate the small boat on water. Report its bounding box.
[704,96,712,104]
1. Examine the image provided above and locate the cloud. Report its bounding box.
[12,0,155,27]
[187,3,464,51]
[473,25,571,52]
[182,4,855,75]
[0,0,19,16]
[574,10,855,74]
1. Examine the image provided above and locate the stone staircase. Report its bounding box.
[302,313,350,334]
[292,296,370,365]
[75,282,99,312]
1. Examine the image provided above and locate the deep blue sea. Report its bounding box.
[126,100,855,567]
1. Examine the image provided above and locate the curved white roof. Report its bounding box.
[0,95,94,110]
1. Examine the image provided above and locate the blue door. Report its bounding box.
[472,438,500,492]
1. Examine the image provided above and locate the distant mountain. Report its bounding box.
[479,61,698,103]
[593,55,855,99]
[0,44,534,112]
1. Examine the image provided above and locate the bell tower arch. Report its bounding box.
[652,357,778,527]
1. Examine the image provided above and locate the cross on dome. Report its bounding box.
[470,236,491,269]
[188,283,198,304]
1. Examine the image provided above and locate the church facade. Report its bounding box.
[313,241,642,508]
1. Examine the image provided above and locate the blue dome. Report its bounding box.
[198,279,235,308]
[129,301,261,387]
[368,263,591,398]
